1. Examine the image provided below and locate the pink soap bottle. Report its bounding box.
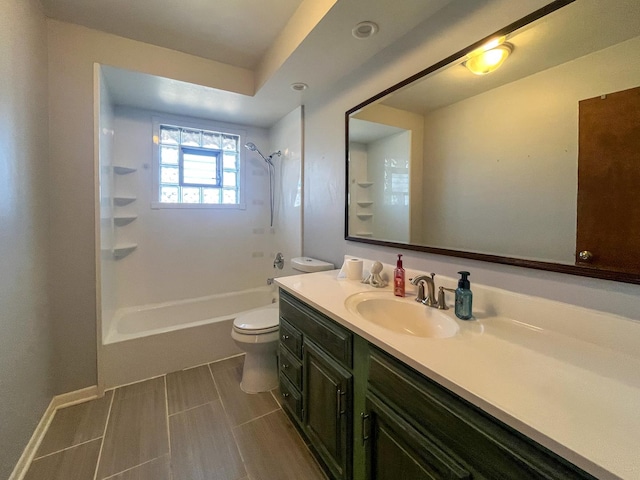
[394,254,405,297]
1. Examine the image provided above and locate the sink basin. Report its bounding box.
[344,292,459,338]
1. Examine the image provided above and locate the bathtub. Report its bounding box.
[100,286,277,388]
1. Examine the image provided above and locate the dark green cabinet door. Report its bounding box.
[365,393,470,480]
[303,339,352,480]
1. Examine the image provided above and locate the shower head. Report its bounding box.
[244,142,280,166]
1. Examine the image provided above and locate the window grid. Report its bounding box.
[158,125,240,205]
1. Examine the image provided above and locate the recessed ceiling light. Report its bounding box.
[290,82,308,91]
[352,21,379,39]
[464,43,513,75]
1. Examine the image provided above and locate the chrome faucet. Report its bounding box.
[409,273,438,307]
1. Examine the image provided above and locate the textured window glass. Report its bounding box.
[161,166,179,184]
[181,187,200,203]
[223,153,237,170]
[183,151,218,186]
[222,135,238,151]
[158,124,240,205]
[223,189,237,204]
[160,126,180,144]
[223,171,237,188]
[160,145,179,165]
[202,132,221,149]
[161,186,179,203]
[181,129,201,146]
[202,188,221,204]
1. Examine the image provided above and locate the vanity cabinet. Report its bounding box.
[278,290,354,480]
[365,347,595,480]
[279,290,595,480]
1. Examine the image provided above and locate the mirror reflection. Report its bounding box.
[347,0,640,278]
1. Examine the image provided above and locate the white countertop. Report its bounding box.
[276,269,640,479]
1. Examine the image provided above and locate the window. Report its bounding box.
[153,120,243,207]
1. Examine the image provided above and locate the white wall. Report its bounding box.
[269,106,304,278]
[422,35,640,263]
[303,0,640,320]
[368,131,410,242]
[109,108,272,309]
[98,71,117,341]
[47,19,259,393]
[0,0,53,477]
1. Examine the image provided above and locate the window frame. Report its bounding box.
[179,146,223,189]
[151,116,246,210]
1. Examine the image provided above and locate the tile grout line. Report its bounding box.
[31,436,104,461]
[92,390,115,480]
[167,400,219,418]
[208,364,250,471]
[100,456,163,480]
[232,407,283,429]
[163,375,173,480]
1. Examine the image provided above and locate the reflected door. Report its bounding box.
[577,86,640,273]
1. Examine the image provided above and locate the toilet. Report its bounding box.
[231,256,334,393]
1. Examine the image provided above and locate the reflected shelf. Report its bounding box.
[113,244,137,259]
[357,181,373,187]
[114,215,137,226]
[357,213,374,219]
[114,196,137,206]
[113,166,137,175]
[357,201,374,207]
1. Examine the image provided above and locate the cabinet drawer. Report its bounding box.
[279,344,302,390]
[280,290,353,368]
[279,318,302,358]
[279,374,302,421]
[368,347,594,479]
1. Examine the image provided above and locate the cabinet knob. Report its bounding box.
[281,392,290,398]
[282,363,289,369]
[282,334,290,340]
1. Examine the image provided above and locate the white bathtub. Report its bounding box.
[101,286,277,388]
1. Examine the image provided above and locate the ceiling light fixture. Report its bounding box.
[352,21,379,39]
[464,39,513,76]
[290,82,308,91]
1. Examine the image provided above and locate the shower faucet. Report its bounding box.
[274,252,285,270]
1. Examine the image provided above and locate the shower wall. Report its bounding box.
[269,106,304,278]
[98,70,116,342]
[99,105,303,322]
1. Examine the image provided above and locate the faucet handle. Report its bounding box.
[438,287,456,310]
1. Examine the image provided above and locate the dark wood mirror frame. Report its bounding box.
[345,0,640,285]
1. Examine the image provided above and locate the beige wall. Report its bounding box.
[47,19,257,394]
[303,0,640,320]
[422,35,640,263]
[0,0,53,476]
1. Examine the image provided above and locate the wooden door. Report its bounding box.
[303,339,352,480]
[577,86,640,273]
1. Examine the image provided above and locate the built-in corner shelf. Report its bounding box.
[357,213,374,220]
[113,166,137,175]
[114,196,137,206]
[357,181,374,188]
[357,200,374,207]
[114,215,137,226]
[113,244,137,259]
[355,232,374,237]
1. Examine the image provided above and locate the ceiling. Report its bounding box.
[380,0,640,115]
[41,0,455,127]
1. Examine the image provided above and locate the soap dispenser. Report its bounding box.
[393,254,405,297]
[455,271,473,320]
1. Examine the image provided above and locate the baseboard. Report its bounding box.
[8,385,99,480]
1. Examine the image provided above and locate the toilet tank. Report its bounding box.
[291,257,334,273]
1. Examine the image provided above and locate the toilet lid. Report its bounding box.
[233,305,279,334]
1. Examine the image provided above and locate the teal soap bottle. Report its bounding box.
[455,271,473,320]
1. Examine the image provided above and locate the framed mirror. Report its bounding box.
[345,0,640,284]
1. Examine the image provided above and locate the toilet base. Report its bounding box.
[239,349,278,394]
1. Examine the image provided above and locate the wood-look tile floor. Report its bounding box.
[25,355,326,480]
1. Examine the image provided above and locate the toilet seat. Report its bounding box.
[233,305,279,335]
